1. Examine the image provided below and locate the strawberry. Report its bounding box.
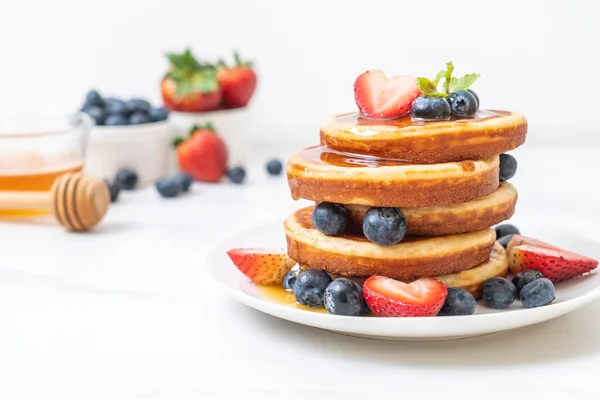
[508,242,598,282]
[161,49,222,112]
[227,248,296,285]
[173,123,228,182]
[363,276,447,317]
[217,52,257,108]
[505,234,560,255]
[353,70,421,119]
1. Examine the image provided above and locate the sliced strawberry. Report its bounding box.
[506,234,560,255]
[353,70,421,119]
[363,276,447,317]
[227,248,296,285]
[508,244,598,282]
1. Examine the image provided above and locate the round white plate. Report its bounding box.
[207,220,600,341]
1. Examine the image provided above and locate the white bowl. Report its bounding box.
[83,120,175,185]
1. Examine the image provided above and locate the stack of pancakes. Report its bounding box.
[284,110,527,298]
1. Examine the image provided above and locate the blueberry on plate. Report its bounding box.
[155,177,183,198]
[468,89,480,108]
[126,98,151,113]
[104,98,129,117]
[147,107,169,122]
[175,172,193,192]
[104,179,121,203]
[312,202,348,236]
[438,288,477,316]
[83,90,104,108]
[282,270,298,292]
[520,278,555,308]
[324,278,369,316]
[499,153,518,181]
[362,207,407,246]
[84,106,106,125]
[114,168,138,190]
[448,90,478,117]
[494,223,520,239]
[512,270,544,296]
[105,114,129,126]
[482,277,517,309]
[128,111,151,125]
[497,234,516,249]
[227,166,246,184]
[293,269,333,307]
[410,96,451,121]
[266,159,283,176]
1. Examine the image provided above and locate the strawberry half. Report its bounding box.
[353,70,421,119]
[508,239,599,282]
[363,276,447,317]
[505,234,560,255]
[227,248,296,285]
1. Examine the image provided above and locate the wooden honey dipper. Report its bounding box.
[0,172,110,232]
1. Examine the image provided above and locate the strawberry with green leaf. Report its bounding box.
[161,49,222,112]
[172,123,228,182]
[217,52,257,108]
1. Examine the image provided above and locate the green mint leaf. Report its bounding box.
[416,77,448,98]
[449,73,480,92]
[433,69,446,87]
[443,61,454,94]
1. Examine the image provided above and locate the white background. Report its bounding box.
[0,0,599,147]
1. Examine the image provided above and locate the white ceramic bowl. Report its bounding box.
[83,120,175,185]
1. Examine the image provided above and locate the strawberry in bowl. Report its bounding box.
[217,52,258,109]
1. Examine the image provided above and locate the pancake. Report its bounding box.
[287,146,499,207]
[284,207,496,281]
[320,110,527,163]
[343,181,517,236]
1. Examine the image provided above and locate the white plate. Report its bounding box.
[206,220,600,341]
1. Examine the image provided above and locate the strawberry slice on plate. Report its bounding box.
[227,248,296,285]
[505,234,560,255]
[363,276,448,317]
[354,70,421,119]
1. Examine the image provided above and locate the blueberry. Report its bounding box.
[324,278,369,316]
[362,207,408,246]
[115,168,138,190]
[512,270,544,296]
[293,269,332,307]
[155,177,183,198]
[482,277,517,309]
[499,153,517,181]
[104,180,121,203]
[410,96,451,121]
[468,89,480,108]
[227,166,246,184]
[126,98,151,113]
[448,90,478,117]
[104,98,129,116]
[147,107,169,122]
[84,90,104,108]
[497,234,516,249]
[494,223,520,239]
[520,278,555,308]
[312,202,348,236]
[266,159,283,176]
[105,114,129,126]
[175,172,193,192]
[84,106,106,125]
[438,288,477,316]
[128,111,151,125]
[282,270,298,292]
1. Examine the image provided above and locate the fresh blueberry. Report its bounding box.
[128,111,151,125]
[84,106,106,125]
[512,270,544,296]
[104,180,121,203]
[105,114,129,126]
[482,277,517,309]
[410,96,451,121]
[227,166,246,184]
[520,278,555,308]
[312,202,348,236]
[438,288,477,316]
[468,89,480,108]
[499,153,518,181]
[155,177,183,198]
[126,98,151,113]
[497,234,516,249]
[84,90,104,108]
[494,223,520,239]
[449,90,478,117]
[147,107,169,122]
[104,98,129,116]
[362,207,408,246]
[175,172,193,192]
[293,269,333,307]
[266,159,283,176]
[114,168,138,190]
[282,270,298,292]
[324,278,369,316]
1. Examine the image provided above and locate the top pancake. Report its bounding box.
[320,109,527,163]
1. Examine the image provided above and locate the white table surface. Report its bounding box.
[1,145,600,400]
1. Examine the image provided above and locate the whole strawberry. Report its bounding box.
[217,52,257,108]
[173,123,228,182]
